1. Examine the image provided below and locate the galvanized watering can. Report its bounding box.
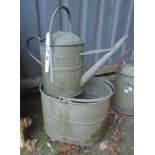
[112,61,134,115]
[27,6,128,98]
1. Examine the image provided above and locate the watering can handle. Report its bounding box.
[48,5,72,38]
[26,36,42,65]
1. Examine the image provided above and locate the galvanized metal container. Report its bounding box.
[40,38,84,97]
[27,6,128,98]
[26,6,84,98]
[112,63,134,115]
[39,77,114,146]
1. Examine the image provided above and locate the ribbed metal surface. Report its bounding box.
[20,0,134,78]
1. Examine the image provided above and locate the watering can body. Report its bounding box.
[26,6,128,98]
[39,38,84,97]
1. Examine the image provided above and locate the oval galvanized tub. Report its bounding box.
[40,77,114,147]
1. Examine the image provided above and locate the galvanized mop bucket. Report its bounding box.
[39,77,114,146]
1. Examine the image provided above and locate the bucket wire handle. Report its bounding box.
[26,36,42,65]
[117,47,134,71]
[45,6,72,82]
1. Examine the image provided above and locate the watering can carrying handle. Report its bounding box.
[26,36,42,65]
[48,5,72,43]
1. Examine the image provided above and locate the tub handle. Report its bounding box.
[26,36,42,65]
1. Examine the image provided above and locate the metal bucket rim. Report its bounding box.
[111,104,134,116]
[119,73,134,78]
[67,77,114,103]
[39,38,85,46]
[39,78,114,104]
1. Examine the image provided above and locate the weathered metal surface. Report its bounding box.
[27,6,128,98]
[112,63,134,115]
[20,0,134,79]
[27,37,84,97]
[26,6,84,97]
[27,34,127,97]
[119,63,134,77]
[40,41,84,97]
[80,35,128,87]
[39,77,114,146]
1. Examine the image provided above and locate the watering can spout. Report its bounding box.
[80,34,129,87]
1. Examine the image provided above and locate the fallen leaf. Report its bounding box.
[75,145,82,155]
[53,143,79,155]
[60,144,72,155]
[74,149,83,155]
[99,140,108,151]
[112,131,117,136]
[25,138,38,152]
[111,135,121,145]
[111,127,122,145]
[70,144,77,149]
[107,144,119,155]
[114,112,124,124]
[112,127,122,135]
[107,111,115,121]
[53,142,65,154]
[114,113,119,124]
[20,117,33,148]
[118,116,124,124]
[115,127,121,134]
